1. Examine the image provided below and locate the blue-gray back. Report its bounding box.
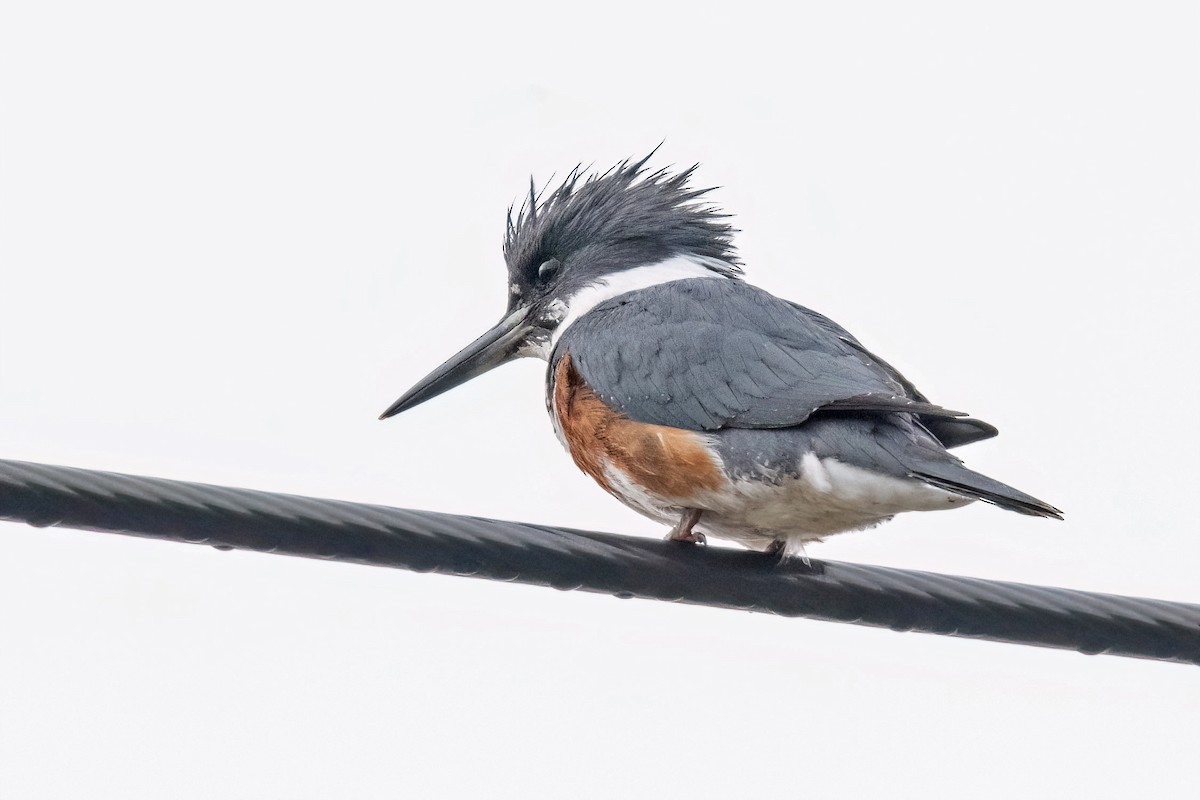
[553,278,972,433]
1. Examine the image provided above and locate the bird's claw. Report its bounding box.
[666,509,706,545]
[666,530,707,545]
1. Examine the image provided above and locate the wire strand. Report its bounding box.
[0,458,1196,665]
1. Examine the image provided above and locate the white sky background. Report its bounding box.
[1,1,1197,797]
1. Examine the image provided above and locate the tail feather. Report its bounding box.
[920,416,999,449]
[910,464,1063,520]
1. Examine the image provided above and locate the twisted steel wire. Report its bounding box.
[0,458,1196,664]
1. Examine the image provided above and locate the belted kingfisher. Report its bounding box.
[381,155,1061,557]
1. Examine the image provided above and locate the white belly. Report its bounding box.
[608,451,973,553]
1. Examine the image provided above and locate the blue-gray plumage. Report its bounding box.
[381,153,1061,558]
[556,278,970,431]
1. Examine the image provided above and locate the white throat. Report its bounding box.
[538,254,731,358]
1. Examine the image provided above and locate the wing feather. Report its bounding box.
[554,278,982,436]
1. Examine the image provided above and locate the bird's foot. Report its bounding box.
[764,538,815,569]
[665,509,706,545]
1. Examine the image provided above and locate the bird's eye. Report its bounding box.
[537,258,562,280]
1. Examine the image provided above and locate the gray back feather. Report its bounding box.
[553,278,967,432]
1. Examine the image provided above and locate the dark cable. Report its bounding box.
[0,458,1196,665]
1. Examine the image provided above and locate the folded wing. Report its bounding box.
[554,278,997,447]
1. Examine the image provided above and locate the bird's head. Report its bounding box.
[380,154,740,420]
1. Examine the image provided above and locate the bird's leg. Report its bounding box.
[665,508,706,545]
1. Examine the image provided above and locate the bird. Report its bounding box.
[380,155,1061,559]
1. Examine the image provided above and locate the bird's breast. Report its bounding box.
[548,352,727,507]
